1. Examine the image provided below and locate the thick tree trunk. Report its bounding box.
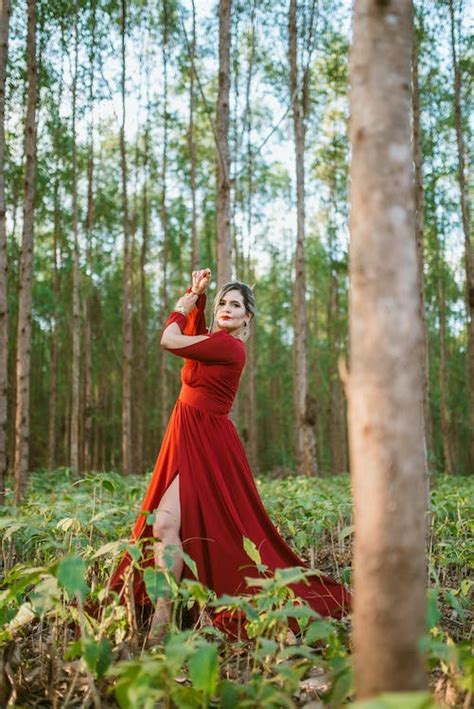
[289,0,318,476]
[412,30,433,469]
[216,0,232,287]
[120,0,133,474]
[448,0,473,473]
[14,0,37,504]
[0,0,11,502]
[70,20,81,477]
[348,0,427,697]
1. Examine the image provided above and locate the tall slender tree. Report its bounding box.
[0,0,11,502]
[448,0,473,473]
[289,0,318,476]
[159,0,170,435]
[348,0,427,696]
[189,0,199,272]
[216,0,232,287]
[83,0,97,473]
[412,24,433,469]
[47,62,64,472]
[120,0,133,475]
[70,15,81,476]
[14,0,38,503]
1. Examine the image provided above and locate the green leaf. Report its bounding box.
[305,619,336,643]
[426,589,440,630]
[101,479,116,493]
[56,556,90,601]
[125,544,142,563]
[445,590,466,620]
[243,536,261,565]
[83,638,112,678]
[352,691,440,708]
[188,643,218,697]
[143,568,169,603]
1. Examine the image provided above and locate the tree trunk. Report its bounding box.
[189,0,199,272]
[348,0,427,697]
[327,265,346,474]
[216,0,232,288]
[448,0,473,473]
[289,0,318,476]
[160,0,170,436]
[0,0,11,502]
[120,0,133,475]
[432,211,455,476]
[14,0,37,504]
[412,29,433,470]
[48,152,61,471]
[136,132,149,474]
[70,18,81,477]
[83,299,92,471]
[83,0,96,474]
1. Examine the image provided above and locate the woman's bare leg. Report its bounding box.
[148,474,182,637]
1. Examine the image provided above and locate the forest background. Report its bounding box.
[0,0,472,498]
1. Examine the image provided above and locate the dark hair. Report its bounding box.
[210,281,256,332]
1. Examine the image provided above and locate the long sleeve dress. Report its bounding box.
[108,292,351,637]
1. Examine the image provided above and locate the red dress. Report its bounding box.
[108,292,351,635]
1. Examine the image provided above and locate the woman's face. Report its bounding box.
[215,289,249,333]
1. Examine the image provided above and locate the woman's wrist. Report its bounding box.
[173,304,189,316]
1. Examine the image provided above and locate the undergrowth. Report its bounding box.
[0,471,472,707]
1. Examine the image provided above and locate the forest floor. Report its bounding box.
[0,471,472,708]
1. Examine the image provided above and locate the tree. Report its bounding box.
[216,0,232,287]
[70,15,81,476]
[448,0,473,473]
[0,0,11,502]
[412,22,433,469]
[120,0,133,475]
[289,0,318,476]
[348,0,427,697]
[14,0,38,503]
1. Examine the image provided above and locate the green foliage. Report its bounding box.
[1,473,472,705]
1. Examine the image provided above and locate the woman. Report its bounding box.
[108,268,351,645]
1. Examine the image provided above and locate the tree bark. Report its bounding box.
[348,0,427,697]
[0,0,11,502]
[216,0,232,288]
[289,0,318,476]
[432,207,455,475]
[70,18,81,477]
[47,141,61,472]
[14,0,37,503]
[189,0,199,272]
[159,0,170,436]
[120,0,133,474]
[83,0,96,473]
[448,0,473,473]
[412,28,433,469]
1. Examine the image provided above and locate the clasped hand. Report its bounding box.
[174,268,211,315]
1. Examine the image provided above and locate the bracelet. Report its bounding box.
[174,305,189,316]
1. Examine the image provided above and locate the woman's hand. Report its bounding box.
[191,269,211,295]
